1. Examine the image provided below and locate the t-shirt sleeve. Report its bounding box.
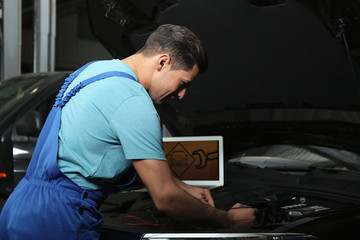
[109,95,166,161]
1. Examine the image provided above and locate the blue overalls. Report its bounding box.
[0,62,137,240]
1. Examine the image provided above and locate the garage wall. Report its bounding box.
[21,0,112,73]
[55,7,112,71]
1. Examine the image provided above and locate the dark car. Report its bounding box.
[2,0,360,239]
[87,0,360,239]
[0,72,69,207]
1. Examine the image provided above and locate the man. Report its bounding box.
[0,24,256,239]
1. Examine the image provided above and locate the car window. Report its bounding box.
[0,74,54,116]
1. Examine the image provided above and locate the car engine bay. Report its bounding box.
[101,163,360,239]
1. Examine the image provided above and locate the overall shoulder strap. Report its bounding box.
[54,61,96,107]
[54,69,137,108]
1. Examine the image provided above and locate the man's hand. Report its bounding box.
[227,203,258,229]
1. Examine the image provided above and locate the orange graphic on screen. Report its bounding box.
[163,141,219,180]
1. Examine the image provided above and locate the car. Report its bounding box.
[0,72,356,240]
[87,0,360,239]
[0,72,69,207]
[2,0,360,239]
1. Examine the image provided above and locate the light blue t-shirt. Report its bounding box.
[57,59,166,189]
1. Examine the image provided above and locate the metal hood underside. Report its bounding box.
[86,0,360,153]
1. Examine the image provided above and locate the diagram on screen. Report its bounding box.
[166,142,219,178]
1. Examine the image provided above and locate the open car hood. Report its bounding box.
[86,0,360,154]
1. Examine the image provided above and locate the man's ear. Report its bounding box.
[156,54,171,71]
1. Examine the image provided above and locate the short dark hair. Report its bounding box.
[137,24,208,73]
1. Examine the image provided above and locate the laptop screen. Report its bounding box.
[163,136,224,188]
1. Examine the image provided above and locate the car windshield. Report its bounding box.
[0,73,56,116]
[229,144,360,173]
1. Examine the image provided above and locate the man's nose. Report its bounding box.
[177,88,187,99]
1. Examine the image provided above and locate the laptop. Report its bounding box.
[163,136,224,190]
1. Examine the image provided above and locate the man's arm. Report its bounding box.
[172,174,215,207]
[132,159,257,229]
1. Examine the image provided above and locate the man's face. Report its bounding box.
[149,64,199,104]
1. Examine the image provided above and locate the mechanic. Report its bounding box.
[0,24,257,239]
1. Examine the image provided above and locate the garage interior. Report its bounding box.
[1,1,360,239]
[0,0,111,82]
